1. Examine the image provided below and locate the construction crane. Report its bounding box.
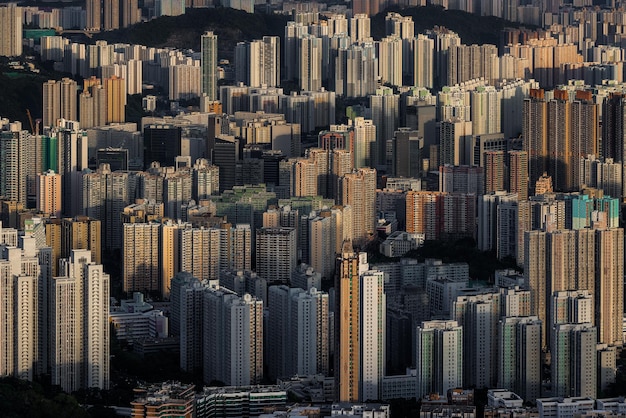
[26,109,35,134]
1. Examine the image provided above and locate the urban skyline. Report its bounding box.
[2,0,626,417]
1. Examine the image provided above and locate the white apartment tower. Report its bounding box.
[298,34,323,92]
[413,34,434,88]
[359,269,385,401]
[51,249,109,392]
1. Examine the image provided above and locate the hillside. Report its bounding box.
[371,5,529,46]
[94,7,290,61]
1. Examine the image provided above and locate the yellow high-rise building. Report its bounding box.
[105,75,126,124]
[336,240,360,402]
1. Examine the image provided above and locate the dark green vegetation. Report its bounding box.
[94,8,290,61]
[0,57,54,128]
[372,5,530,46]
[0,377,89,418]
[369,237,520,281]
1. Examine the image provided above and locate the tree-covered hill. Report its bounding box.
[371,5,530,46]
[94,7,290,61]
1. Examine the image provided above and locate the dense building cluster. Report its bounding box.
[3,0,626,416]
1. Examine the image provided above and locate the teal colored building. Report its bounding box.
[41,135,58,172]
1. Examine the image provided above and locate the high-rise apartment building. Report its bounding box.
[370,87,399,167]
[524,89,598,191]
[377,36,402,88]
[498,316,542,403]
[170,272,205,374]
[508,150,529,201]
[413,34,434,89]
[452,290,500,389]
[43,78,78,128]
[0,238,44,382]
[338,168,376,247]
[234,37,280,88]
[81,163,130,250]
[352,117,377,169]
[335,241,365,402]
[267,286,329,381]
[36,170,62,218]
[335,43,378,98]
[104,75,126,123]
[551,323,597,399]
[415,320,463,398]
[122,222,161,294]
[359,268,385,401]
[484,151,505,193]
[0,4,22,57]
[101,0,119,29]
[255,227,297,284]
[595,228,624,346]
[334,243,384,401]
[439,119,473,166]
[298,34,322,92]
[201,32,217,101]
[0,122,31,206]
[51,249,109,392]
[180,227,221,282]
[203,288,263,386]
[406,191,476,241]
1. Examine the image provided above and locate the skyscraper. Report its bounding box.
[170,272,205,374]
[484,151,505,193]
[36,170,62,217]
[523,89,548,189]
[415,320,463,398]
[51,249,109,392]
[255,227,297,284]
[50,119,88,217]
[359,268,385,401]
[0,4,22,57]
[81,164,130,250]
[122,222,161,294]
[413,34,434,88]
[203,288,263,386]
[104,75,126,123]
[201,32,217,101]
[338,168,376,247]
[43,78,78,128]
[267,286,329,381]
[298,34,323,92]
[235,37,280,88]
[370,87,399,167]
[524,229,594,347]
[452,291,500,389]
[595,228,624,346]
[0,122,31,206]
[508,150,529,201]
[498,316,542,402]
[551,323,597,398]
[335,241,365,402]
